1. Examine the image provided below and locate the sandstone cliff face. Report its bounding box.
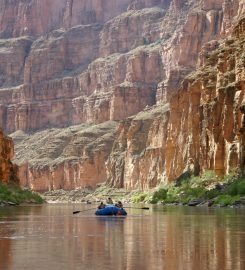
[0,129,18,183]
[2,0,244,191]
[107,15,245,188]
[156,0,235,102]
[0,77,80,133]
[0,0,133,38]
[0,0,241,134]
[107,104,169,189]
[12,121,117,191]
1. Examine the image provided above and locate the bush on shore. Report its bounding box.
[134,171,245,206]
[0,182,45,205]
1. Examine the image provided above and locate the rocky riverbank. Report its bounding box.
[0,183,44,207]
[41,184,132,204]
[40,175,245,208]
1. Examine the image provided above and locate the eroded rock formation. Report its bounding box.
[107,104,170,189]
[0,0,243,191]
[0,0,241,134]
[107,14,245,188]
[0,0,133,38]
[0,129,18,183]
[164,15,245,181]
[11,121,117,191]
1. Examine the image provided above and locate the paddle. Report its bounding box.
[73,206,150,214]
[73,207,97,214]
[124,206,150,210]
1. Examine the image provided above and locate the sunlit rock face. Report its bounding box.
[0,129,18,184]
[106,104,170,189]
[156,0,243,102]
[0,0,242,134]
[12,121,117,192]
[1,0,244,191]
[107,15,245,188]
[0,0,133,38]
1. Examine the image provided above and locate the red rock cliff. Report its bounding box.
[164,15,245,181]
[0,129,18,183]
[11,121,117,191]
[107,15,245,188]
[2,0,244,191]
[0,0,133,38]
[0,0,241,134]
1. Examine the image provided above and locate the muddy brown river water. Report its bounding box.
[0,204,244,270]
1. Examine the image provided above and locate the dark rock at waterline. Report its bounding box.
[198,199,215,207]
[207,200,215,207]
[7,201,18,205]
[0,200,18,207]
[188,199,204,206]
[233,197,245,206]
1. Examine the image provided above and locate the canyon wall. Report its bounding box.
[11,121,117,191]
[107,14,245,188]
[106,104,170,189]
[0,0,243,191]
[0,129,18,183]
[0,0,134,38]
[0,0,241,134]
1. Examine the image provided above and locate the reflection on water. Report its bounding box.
[0,205,245,270]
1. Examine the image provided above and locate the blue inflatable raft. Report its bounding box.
[95,205,127,216]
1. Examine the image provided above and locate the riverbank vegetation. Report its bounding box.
[34,170,245,208]
[132,171,245,207]
[0,182,45,206]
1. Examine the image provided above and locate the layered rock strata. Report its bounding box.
[12,121,117,191]
[106,104,170,189]
[0,0,133,38]
[0,0,242,134]
[107,15,245,188]
[4,0,245,191]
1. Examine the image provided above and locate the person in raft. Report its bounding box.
[115,201,123,208]
[106,197,114,204]
[98,202,106,209]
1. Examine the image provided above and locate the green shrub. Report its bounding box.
[163,186,183,203]
[226,180,245,196]
[223,168,240,184]
[189,170,217,188]
[182,187,206,198]
[0,183,44,204]
[132,192,148,203]
[0,184,11,196]
[151,188,168,203]
[215,194,240,206]
[204,189,220,199]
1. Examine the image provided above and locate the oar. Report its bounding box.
[73,206,150,214]
[124,206,150,210]
[73,207,97,214]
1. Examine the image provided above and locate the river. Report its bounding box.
[0,204,244,270]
